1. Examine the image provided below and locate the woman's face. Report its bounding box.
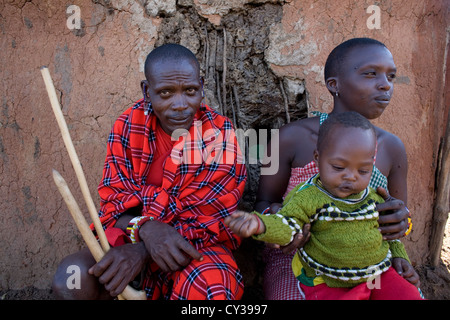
[142,59,203,136]
[332,45,397,120]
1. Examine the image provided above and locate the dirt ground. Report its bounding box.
[415,217,450,300]
[1,219,449,300]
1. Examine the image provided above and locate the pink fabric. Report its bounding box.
[262,247,303,300]
[263,162,318,300]
[282,161,319,198]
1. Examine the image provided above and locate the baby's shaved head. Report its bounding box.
[317,111,376,153]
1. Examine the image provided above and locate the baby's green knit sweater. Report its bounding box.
[254,174,410,288]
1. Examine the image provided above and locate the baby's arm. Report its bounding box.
[226,186,309,244]
[253,210,303,246]
[225,208,304,246]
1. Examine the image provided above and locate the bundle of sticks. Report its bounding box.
[41,67,146,300]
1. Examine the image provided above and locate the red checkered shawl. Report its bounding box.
[97,99,247,250]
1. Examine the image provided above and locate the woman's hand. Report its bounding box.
[263,203,311,254]
[272,224,311,254]
[376,187,410,240]
[392,258,421,287]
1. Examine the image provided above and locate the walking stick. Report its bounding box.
[52,170,146,300]
[41,66,146,300]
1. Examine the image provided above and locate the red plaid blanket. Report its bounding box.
[97,99,247,250]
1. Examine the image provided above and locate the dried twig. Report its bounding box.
[279,80,290,123]
[222,28,227,116]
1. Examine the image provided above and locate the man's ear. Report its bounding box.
[325,77,339,96]
[141,80,150,102]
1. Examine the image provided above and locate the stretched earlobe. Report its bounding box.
[200,77,205,98]
[140,80,150,102]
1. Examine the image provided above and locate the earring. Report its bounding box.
[200,87,207,111]
[144,102,152,115]
[335,91,339,97]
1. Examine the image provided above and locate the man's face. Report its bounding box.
[143,59,203,136]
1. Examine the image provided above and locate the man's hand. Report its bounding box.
[88,242,149,297]
[139,220,203,273]
[392,258,421,288]
[376,187,409,240]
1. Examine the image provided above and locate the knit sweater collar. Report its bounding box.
[308,174,370,205]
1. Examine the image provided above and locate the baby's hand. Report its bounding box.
[224,210,265,238]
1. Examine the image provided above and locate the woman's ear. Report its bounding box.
[325,77,339,96]
[141,80,150,102]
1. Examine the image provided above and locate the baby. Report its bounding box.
[226,111,423,299]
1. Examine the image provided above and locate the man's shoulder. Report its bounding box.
[112,100,146,129]
[201,105,235,130]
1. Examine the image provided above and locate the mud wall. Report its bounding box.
[0,0,448,291]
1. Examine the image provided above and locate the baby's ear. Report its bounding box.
[313,149,319,165]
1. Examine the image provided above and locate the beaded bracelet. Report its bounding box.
[405,207,413,236]
[255,216,263,235]
[126,216,154,243]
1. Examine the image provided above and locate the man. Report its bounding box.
[52,44,247,300]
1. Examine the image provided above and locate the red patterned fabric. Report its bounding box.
[96,99,247,252]
[143,244,244,300]
[300,267,423,300]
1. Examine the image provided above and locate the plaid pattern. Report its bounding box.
[142,244,244,300]
[97,99,247,252]
[369,166,388,190]
[283,161,319,198]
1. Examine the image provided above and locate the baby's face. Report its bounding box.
[315,126,376,198]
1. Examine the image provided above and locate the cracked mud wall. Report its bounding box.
[0,0,448,291]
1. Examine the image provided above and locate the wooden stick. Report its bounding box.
[53,169,146,300]
[40,66,109,252]
[42,66,146,299]
[430,113,450,266]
